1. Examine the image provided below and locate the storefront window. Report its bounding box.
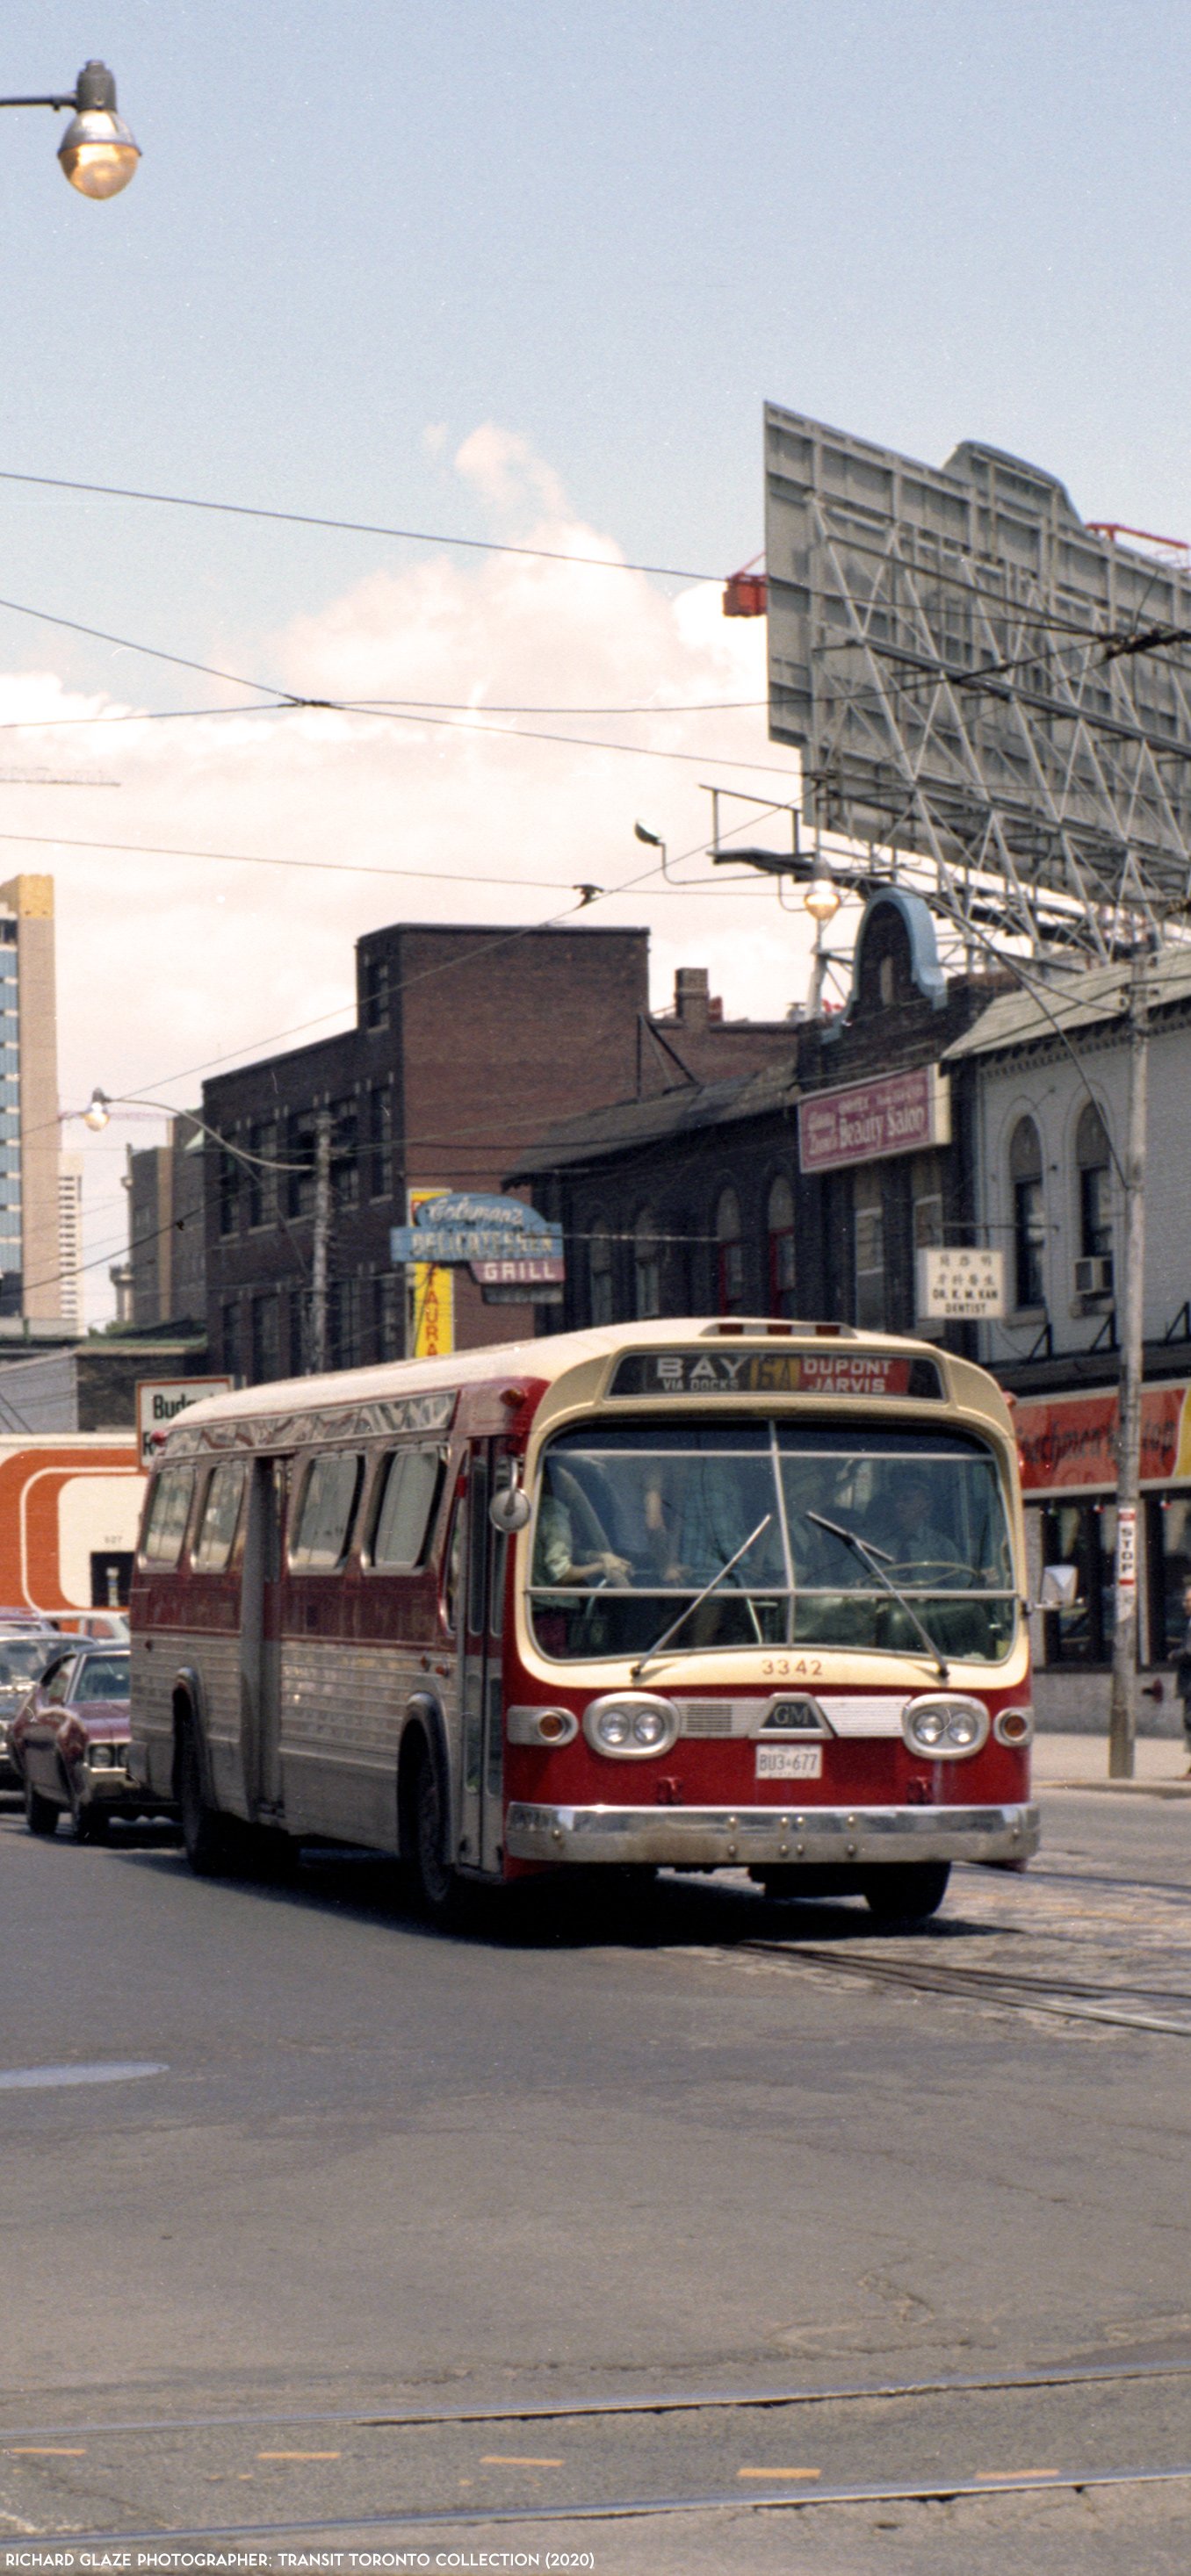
[588,1219,614,1325]
[634,1208,660,1319]
[1149,1494,1191,1663]
[1042,1500,1116,1665]
[854,1166,884,1329]
[716,1188,745,1315]
[767,1175,797,1317]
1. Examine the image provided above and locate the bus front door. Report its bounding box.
[240,1456,286,1821]
[458,1441,509,1878]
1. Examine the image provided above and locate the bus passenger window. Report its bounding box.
[468,1459,489,1633]
[290,1451,364,1571]
[193,1460,248,1572]
[444,1500,466,1632]
[371,1448,443,1568]
[141,1466,196,1566]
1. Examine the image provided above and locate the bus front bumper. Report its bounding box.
[504,1800,1040,1870]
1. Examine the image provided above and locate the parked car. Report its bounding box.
[44,1610,130,1643]
[0,1630,61,1788]
[11,1646,169,1841]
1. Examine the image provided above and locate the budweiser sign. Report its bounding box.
[798,1066,950,1173]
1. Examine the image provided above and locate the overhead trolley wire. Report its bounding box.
[0,464,724,584]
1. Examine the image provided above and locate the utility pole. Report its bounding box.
[310,1108,332,1375]
[1108,948,1151,1778]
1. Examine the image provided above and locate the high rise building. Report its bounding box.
[58,1152,83,1328]
[0,874,61,1321]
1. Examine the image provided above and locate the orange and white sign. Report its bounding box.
[0,1437,143,1614]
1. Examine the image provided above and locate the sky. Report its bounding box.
[2,0,1189,1315]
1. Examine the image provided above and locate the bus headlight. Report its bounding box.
[583,1692,679,1759]
[903,1695,989,1759]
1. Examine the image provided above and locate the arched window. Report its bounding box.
[634,1207,660,1319]
[1076,1102,1113,1263]
[588,1218,613,1325]
[716,1187,745,1314]
[1009,1116,1045,1310]
[767,1175,796,1317]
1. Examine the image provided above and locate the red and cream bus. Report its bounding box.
[128,1318,1038,1923]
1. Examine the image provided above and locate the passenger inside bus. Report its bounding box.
[865,1468,966,1573]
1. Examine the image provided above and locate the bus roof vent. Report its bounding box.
[699,1317,859,1340]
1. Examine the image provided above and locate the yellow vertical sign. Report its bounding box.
[408,1187,455,1357]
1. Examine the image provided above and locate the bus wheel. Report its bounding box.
[863,1862,950,1926]
[407,1737,462,1925]
[177,1719,229,1878]
[24,1780,58,1837]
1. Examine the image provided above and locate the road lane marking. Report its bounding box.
[256,2452,342,2461]
[0,2062,167,2090]
[480,2455,564,2467]
[6,2448,87,2457]
[738,2467,822,2480]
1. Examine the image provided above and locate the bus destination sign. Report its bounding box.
[610,1349,943,1400]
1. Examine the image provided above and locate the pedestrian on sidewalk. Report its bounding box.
[1177,1578,1191,1775]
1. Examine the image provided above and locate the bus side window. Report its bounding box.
[370,1447,444,1569]
[444,1494,466,1633]
[140,1464,196,1567]
[467,1456,489,1634]
[192,1459,249,1572]
[290,1451,364,1572]
[490,1526,508,1638]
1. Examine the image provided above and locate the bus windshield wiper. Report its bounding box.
[631,1515,773,1680]
[805,1511,949,1681]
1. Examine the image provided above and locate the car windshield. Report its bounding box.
[0,1640,53,1687]
[74,1655,131,1702]
[528,1421,1015,1664]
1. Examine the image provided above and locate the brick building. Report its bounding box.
[128,1114,206,1328]
[201,919,796,1381]
[513,892,997,1340]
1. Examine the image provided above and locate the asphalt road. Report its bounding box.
[1,1785,1189,2574]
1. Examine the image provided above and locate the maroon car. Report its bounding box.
[11,1645,169,1841]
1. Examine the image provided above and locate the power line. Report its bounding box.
[0,464,725,584]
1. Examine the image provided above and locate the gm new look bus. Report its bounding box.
[128,1318,1039,1923]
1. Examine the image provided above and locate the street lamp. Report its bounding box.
[81,1090,336,1376]
[803,872,841,927]
[0,60,140,198]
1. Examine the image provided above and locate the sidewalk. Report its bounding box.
[1033,1732,1191,1795]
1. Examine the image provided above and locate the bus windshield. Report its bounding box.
[528,1421,1015,1664]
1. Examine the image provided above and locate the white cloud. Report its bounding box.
[0,429,816,1320]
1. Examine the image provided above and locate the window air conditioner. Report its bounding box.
[1074,1255,1114,1297]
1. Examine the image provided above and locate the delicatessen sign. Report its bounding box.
[798,1067,950,1173]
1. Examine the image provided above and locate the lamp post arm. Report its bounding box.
[0,95,79,112]
[82,1091,313,1175]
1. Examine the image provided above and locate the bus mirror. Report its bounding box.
[490,1483,531,1535]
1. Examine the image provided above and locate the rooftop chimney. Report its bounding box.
[675,966,710,1030]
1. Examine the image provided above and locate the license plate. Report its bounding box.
[756,1744,822,1780]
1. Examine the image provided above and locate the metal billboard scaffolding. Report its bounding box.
[762,403,1191,1777]
[764,406,1191,961]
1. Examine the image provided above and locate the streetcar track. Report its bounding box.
[31,2461,1191,2548]
[1021,1863,1191,1902]
[4,2355,1191,2443]
[732,1939,1191,2034]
